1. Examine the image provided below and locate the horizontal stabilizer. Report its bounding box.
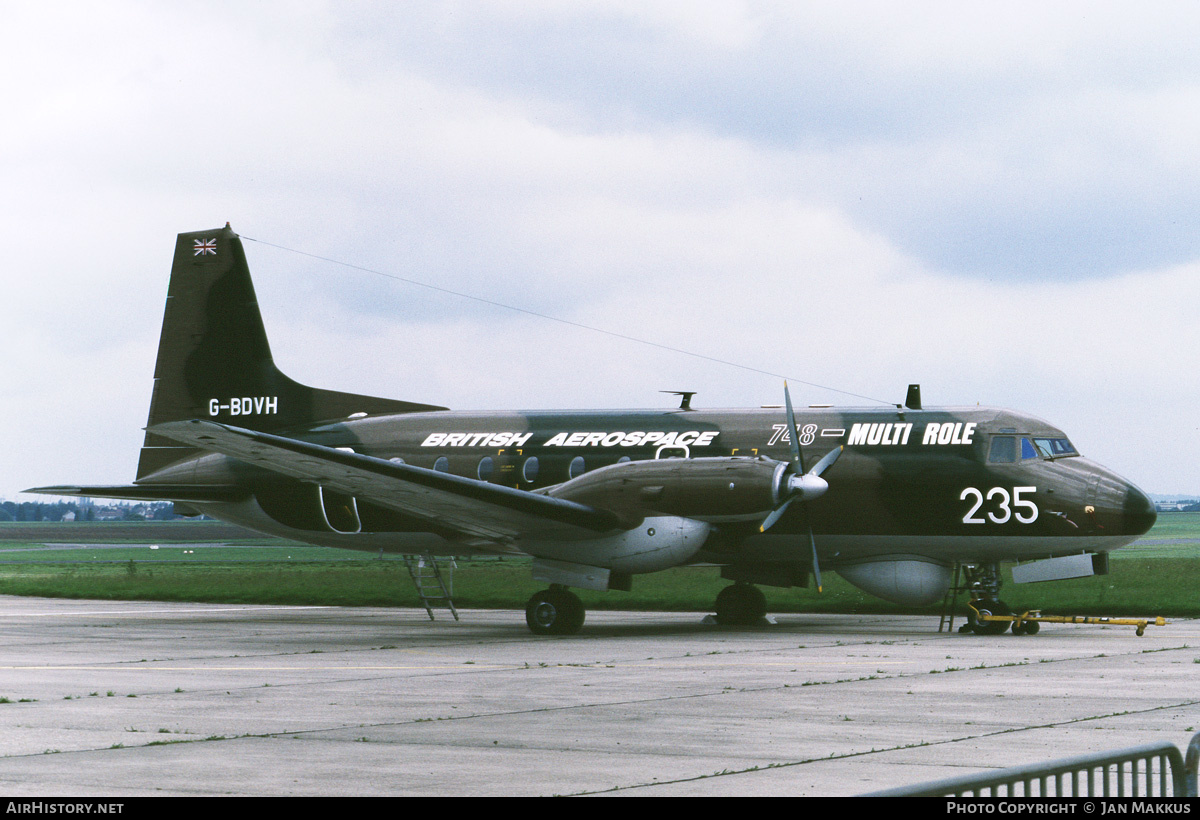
[24,484,248,503]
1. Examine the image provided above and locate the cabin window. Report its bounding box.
[988,436,1016,463]
[477,456,495,481]
[569,456,586,479]
[522,457,539,483]
[433,456,449,473]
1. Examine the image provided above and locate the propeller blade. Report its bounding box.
[759,496,794,533]
[783,380,805,472]
[797,503,824,593]
[807,526,823,592]
[808,444,842,478]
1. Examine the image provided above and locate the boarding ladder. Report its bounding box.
[403,554,459,622]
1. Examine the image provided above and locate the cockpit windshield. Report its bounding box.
[989,435,1078,463]
[1032,437,1078,458]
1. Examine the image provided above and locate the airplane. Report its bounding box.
[30,225,1158,635]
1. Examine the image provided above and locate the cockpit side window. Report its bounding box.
[988,436,1017,463]
[1020,437,1038,460]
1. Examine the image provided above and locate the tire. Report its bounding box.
[971,600,1012,635]
[714,584,767,626]
[526,589,585,636]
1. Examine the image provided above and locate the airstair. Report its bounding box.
[403,554,459,622]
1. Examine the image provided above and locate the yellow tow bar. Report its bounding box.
[970,606,1167,637]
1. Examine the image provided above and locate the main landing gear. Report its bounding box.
[525,585,586,635]
[713,583,768,626]
[523,582,772,634]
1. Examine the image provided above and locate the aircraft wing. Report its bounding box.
[149,420,624,543]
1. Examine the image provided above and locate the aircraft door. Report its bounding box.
[493,447,530,487]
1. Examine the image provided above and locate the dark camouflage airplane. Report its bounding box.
[31,226,1157,635]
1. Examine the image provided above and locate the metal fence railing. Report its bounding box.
[864,732,1200,797]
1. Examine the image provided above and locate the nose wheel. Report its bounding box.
[959,563,1014,635]
[966,598,1013,635]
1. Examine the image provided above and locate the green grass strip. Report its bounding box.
[0,514,1196,617]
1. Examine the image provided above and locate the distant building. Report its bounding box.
[1155,500,1199,512]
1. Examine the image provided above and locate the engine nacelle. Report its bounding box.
[836,558,952,606]
[548,456,785,523]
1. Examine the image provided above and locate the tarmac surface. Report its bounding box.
[0,596,1196,797]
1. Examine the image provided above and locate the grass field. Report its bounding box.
[0,513,1197,617]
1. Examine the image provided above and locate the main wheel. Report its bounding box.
[526,588,585,635]
[713,583,767,626]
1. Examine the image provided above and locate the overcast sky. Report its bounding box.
[3,0,1198,501]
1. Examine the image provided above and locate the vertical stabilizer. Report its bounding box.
[136,226,446,479]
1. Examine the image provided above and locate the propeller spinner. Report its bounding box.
[759,382,841,592]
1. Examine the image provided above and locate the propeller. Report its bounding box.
[759,381,841,592]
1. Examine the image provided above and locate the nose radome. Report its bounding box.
[1121,482,1157,536]
[1095,472,1156,536]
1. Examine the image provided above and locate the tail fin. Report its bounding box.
[136,225,446,480]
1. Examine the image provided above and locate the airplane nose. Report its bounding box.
[1093,473,1156,536]
[1122,482,1157,536]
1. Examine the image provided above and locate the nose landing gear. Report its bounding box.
[951,562,1165,637]
[957,563,1013,635]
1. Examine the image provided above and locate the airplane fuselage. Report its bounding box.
[148,403,1155,571]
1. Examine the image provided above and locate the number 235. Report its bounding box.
[960,486,1038,524]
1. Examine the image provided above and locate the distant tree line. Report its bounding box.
[0,500,181,523]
